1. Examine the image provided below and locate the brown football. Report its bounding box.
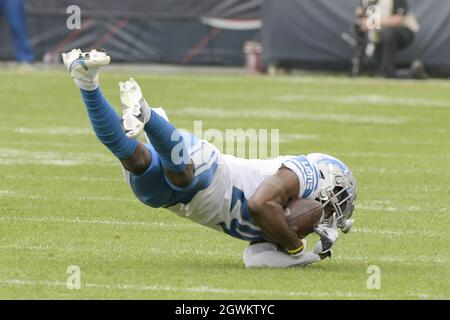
[285,198,323,238]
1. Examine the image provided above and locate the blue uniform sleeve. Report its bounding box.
[282,155,320,199]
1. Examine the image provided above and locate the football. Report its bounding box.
[285,198,324,238]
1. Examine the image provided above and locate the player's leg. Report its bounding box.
[379,28,398,78]
[119,78,195,187]
[242,242,321,268]
[62,49,150,175]
[118,79,219,207]
[3,0,35,62]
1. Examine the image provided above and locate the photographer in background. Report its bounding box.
[0,0,34,64]
[356,0,426,78]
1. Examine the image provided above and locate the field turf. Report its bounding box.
[0,67,449,299]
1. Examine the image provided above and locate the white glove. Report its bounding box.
[313,213,339,255]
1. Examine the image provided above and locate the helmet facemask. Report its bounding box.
[307,153,357,233]
[316,173,357,233]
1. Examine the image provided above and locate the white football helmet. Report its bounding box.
[308,153,357,233]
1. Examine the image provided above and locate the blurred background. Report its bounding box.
[1,0,450,77]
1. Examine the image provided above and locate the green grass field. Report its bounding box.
[0,67,449,299]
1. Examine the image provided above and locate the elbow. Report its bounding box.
[247,197,264,220]
[248,197,277,220]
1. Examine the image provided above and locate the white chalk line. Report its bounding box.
[0,215,198,229]
[0,190,16,195]
[2,174,122,183]
[0,244,227,259]
[2,188,444,213]
[334,254,450,265]
[6,127,315,143]
[355,200,449,214]
[355,199,448,214]
[280,133,319,142]
[3,127,448,148]
[0,172,421,192]
[1,242,448,266]
[350,227,412,236]
[0,140,100,149]
[0,148,115,167]
[339,151,450,161]
[272,93,450,109]
[2,161,449,178]
[270,75,450,90]
[0,192,136,203]
[0,278,442,299]
[0,212,446,242]
[354,166,450,176]
[363,185,447,193]
[0,158,87,166]
[355,204,421,212]
[0,214,439,236]
[197,89,450,109]
[14,127,92,136]
[174,108,407,125]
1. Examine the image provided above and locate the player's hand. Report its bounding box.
[355,6,365,17]
[313,214,339,254]
[359,18,369,32]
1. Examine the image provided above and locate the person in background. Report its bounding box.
[0,0,34,63]
[356,0,426,78]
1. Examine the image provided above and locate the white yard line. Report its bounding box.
[271,75,450,90]
[0,148,115,167]
[0,159,87,166]
[0,192,136,202]
[0,214,425,234]
[0,244,226,258]
[350,227,413,236]
[1,241,448,265]
[0,278,439,299]
[195,87,450,109]
[355,203,422,212]
[0,215,200,229]
[335,255,450,264]
[272,93,449,109]
[0,190,16,195]
[354,167,450,176]
[3,190,432,211]
[280,133,319,142]
[0,140,95,149]
[343,151,450,160]
[174,108,408,125]
[363,185,447,192]
[0,212,444,237]
[356,201,448,214]
[14,127,92,136]
[2,174,122,182]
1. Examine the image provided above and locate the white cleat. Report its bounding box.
[62,48,110,91]
[121,109,145,138]
[119,77,171,139]
[119,78,150,138]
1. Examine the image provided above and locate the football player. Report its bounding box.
[62,49,357,268]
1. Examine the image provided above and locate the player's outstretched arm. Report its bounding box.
[247,168,303,254]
